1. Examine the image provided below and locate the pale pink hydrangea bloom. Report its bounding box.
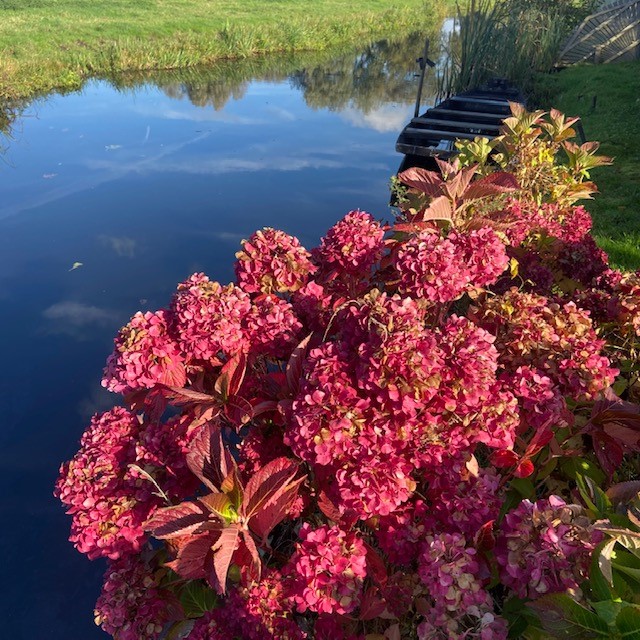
[235,227,316,294]
[495,495,603,600]
[171,273,251,361]
[417,532,507,640]
[102,309,186,394]
[286,523,368,615]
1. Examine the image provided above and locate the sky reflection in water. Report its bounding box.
[0,35,441,638]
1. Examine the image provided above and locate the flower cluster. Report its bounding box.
[394,227,508,302]
[54,408,157,559]
[495,496,602,599]
[102,310,186,394]
[235,227,316,294]
[171,274,251,362]
[285,524,367,615]
[94,555,180,640]
[471,289,618,400]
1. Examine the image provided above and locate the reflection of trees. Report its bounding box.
[111,29,444,115]
[0,27,445,150]
[291,32,442,113]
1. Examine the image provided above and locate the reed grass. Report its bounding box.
[438,0,597,96]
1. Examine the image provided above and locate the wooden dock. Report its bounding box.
[395,80,522,169]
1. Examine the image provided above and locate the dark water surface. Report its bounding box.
[0,36,439,638]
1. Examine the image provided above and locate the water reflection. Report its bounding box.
[0,29,443,640]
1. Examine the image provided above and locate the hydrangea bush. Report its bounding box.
[56,106,640,639]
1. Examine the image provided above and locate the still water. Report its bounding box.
[0,35,440,638]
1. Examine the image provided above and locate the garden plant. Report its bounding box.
[56,105,640,639]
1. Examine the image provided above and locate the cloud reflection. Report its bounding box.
[43,301,118,339]
[99,235,137,258]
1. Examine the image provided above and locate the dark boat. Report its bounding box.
[396,78,524,172]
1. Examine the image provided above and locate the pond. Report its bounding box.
[0,33,443,638]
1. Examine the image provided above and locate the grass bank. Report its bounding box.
[535,62,640,271]
[0,0,451,101]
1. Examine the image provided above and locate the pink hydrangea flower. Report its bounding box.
[394,228,508,302]
[171,273,251,361]
[285,524,368,615]
[235,227,316,294]
[312,210,385,295]
[244,294,303,358]
[102,309,186,394]
[495,496,603,599]
[472,289,618,400]
[94,555,181,640]
[54,408,158,559]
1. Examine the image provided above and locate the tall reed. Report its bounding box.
[439,0,595,96]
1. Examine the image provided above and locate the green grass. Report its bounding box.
[0,0,452,101]
[535,61,640,271]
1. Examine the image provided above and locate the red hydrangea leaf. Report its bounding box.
[391,220,436,234]
[146,501,212,539]
[160,361,187,390]
[490,449,519,468]
[200,493,234,520]
[240,529,262,582]
[358,587,386,621]
[242,458,305,539]
[210,524,240,594]
[318,489,342,522]
[214,352,247,401]
[463,171,519,199]
[421,195,453,222]
[285,334,312,397]
[186,422,235,492]
[514,459,535,478]
[475,520,496,552]
[166,532,218,580]
[163,386,219,406]
[397,166,443,198]
[593,432,624,479]
[363,542,387,587]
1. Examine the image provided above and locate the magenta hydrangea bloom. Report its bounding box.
[423,463,502,537]
[235,227,316,294]
[394,230,470,302]
[171,273,251,362]
[503,365,569,432]
[244,294,303,358]
[285,523,368,615]
[102,309,186,394]
[94,555,181,640]
[394,227,508,302]
[495,496,603,600]
[472,289,618,400]
[54,408,159,559]
[312,210,385,290]
[376,497,431,565]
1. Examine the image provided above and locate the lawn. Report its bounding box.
[0,0,452,100]
[536,61,640,271]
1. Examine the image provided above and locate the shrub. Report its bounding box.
[57,107,640,639]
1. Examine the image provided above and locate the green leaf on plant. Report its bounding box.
[616,606,640,639]
[528,593,611,638]
[179,580,217,618]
